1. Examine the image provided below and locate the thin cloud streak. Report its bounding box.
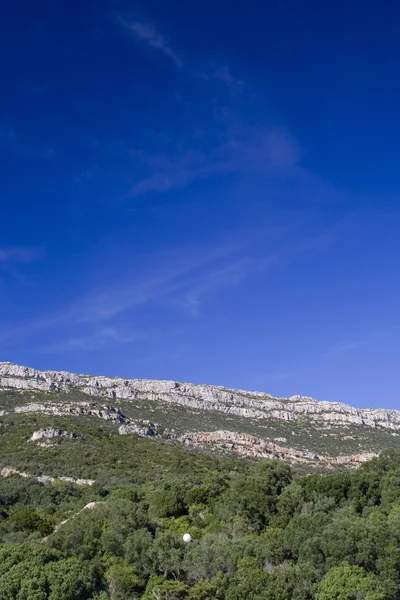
[0,220,350,354]
[117,17,249,90]
[129,128,302,197]
[0,241,251,345]
[37,327,144,354]
[212,66,246,88]
[0,246,45,284]
[74,244,255,323]
[320,326,400,361]
[0,239,277,351]
[0,246,44,264]
[321,341,366,359]
[175,255,279,316]
[119,19,183,67]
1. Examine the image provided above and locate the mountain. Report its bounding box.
[4,362,400,600]
[1,361,400,472]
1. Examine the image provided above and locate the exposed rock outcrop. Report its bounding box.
[173,430,377,468]
[15,400,126,424]
[29,428,79,442]
[45,501,102,539]
[0,466,94,486]
[1,362,398,469]
[1,362,399,431]
[119,420,160,437]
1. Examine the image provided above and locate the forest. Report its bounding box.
[2,427,400,599]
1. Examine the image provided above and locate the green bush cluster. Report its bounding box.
[3,415,400,598]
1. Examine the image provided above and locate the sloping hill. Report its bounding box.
[1,362,400,470]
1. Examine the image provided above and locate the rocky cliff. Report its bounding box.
[1,361,399,468]
[1,361,399,430]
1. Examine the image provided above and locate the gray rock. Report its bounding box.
[15,401,127,424]
[1,361,399,431]
[29,428,78,442]
[119,420,160,437]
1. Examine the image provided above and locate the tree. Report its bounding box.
[319,512,389,573]
[0,544,99,600]
[274,482,305,526]
[151,489,184,519]
[187,581,218,600]
[10,509,53,536]
[124,528,154,576]
[183,535,236,583]
[105,562,142,599]
[149,532,185,578]
[316,563,387,600]
[283,513,329,561]
[142,576,188,600]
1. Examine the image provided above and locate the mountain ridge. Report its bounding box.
[1,361,399,429]
[1,361,400,469]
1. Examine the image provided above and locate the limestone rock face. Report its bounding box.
[119,420,160,437]
[0,466,94,486]
[1,361,399,431]
[29,428,78,442]
[172,430,377,468]
[15,401,127,424]
[1,361,399,469]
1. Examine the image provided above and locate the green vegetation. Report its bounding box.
[3,388,400,459]
[3,407,400,599]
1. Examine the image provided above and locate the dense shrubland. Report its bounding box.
[2,430,400,598]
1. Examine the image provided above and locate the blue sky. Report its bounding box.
[1,0,400,408]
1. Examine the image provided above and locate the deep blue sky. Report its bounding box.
[1,0,400,408]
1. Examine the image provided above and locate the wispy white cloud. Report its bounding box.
[129,127,301,196]
[74,163,100,184]
[37,327,143,354]
[212,66,246,89]
[0,216,351,356]
[173,255,279,316]
[0,246,44,284]
[200,65,246,89]
[0,246,44,264]
[0,238,278,351]
[321,341,365,359]
[0,310,72,348]
[73,242,254,323]
[119,19,183,67]
[117,17,248,91]
[320,326,400,361]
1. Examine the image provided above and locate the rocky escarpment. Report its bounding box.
[21,413,377,468]
[1,362,400,431]
[13,400,126,424]
[5,400,161,437]
[1,361,399,468]
[175,430,378,468]
[0,467,94,486]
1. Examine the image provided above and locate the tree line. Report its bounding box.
[2,443,400,599]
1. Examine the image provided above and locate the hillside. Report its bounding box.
[1,361,400,470]
[4,362,400,598]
